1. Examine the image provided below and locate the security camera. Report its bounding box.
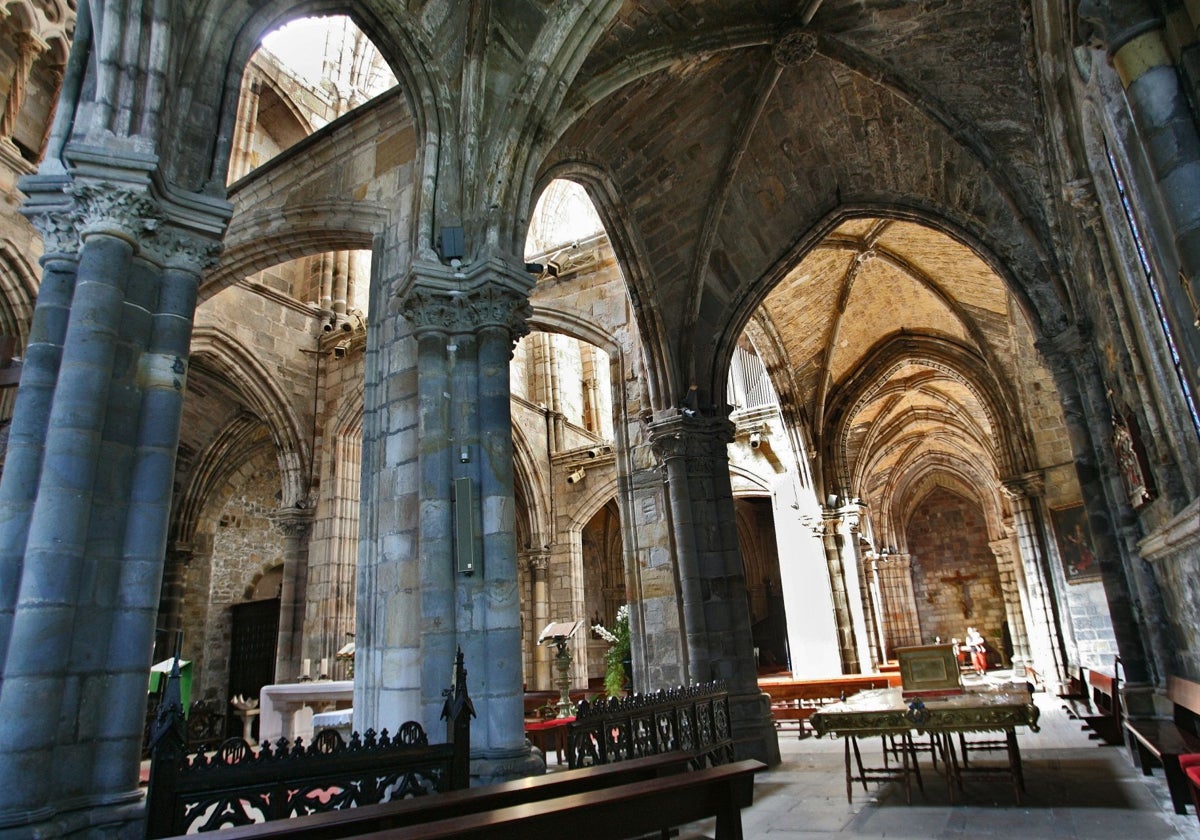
[749,432,762,449]
[566,468,585,485]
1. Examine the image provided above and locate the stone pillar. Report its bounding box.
[821,514,859,672]
[0,219,78,677]
[647,413,780,766]
[1000,474,1066,691]
[1041,328,1168,711]
[383,257,538,782]
[156,543,193,660]
[525,550,552,689]
[0,172,228,830]
[989,537,1032,674]
[230,75,261,182]
[836,506,874,673]
[273,508,315,683]
[1079,0,1200,391]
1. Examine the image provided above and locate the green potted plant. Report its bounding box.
[592,604,631,698]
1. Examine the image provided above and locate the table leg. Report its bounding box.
[906,733,924,793]
[940,733,960,803]
[1006,729,1023,803]
[844,737,853,803]
[851,736,869,793]
[900,734,912,804]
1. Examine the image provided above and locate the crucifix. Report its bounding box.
[939,569,977,618]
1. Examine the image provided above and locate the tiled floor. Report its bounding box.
[683,684,1200,839]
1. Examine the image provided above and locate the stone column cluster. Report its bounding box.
[0,172,226,829]
[647,412,780,766]
[1079,0,1200,393]
[387,257,539,778]
[1000,474,1066,690]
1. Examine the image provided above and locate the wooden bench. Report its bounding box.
[1080,665,1123,746]
[163,752,698,840]
[334,759,764,840]
[759,674,902,736]
[1124,675,1200,815]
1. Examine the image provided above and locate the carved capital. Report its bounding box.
[1001,472,1045,501]
[28,207,80,257]
[271,508,314,539]
[646,413,735,462]
[73,181,164,244]
[401,279,531,342]
[141,226,224,274]
[773,30,818,66]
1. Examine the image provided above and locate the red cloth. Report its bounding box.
[1179,752,1200,769]
[524,716,574,731]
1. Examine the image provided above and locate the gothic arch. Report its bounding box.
[823,334,1032,496]
[189,328,310,508]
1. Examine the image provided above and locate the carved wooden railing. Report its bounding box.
[144,651,475,838]
[566,681,734,770]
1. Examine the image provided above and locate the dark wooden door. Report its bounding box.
[226,597,280,738]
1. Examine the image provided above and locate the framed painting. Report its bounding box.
[895,644,964,699]
[1050,503,1102,584]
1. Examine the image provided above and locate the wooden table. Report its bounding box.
[525,716,574,764]
[809,686,1040,804]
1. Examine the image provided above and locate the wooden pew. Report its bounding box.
[165,752,698,840]
[1080,666,1123,746]
[759,674,902,735]
[342,759,764,840]
[1124,675,1200,814]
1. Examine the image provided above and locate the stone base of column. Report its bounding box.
[0,797,145,840]
[470,745,546,786]
[728,689,781,767]
[1121,680,1159,718]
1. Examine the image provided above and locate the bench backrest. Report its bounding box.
[163,752,696,840]
[1087,669,1120,717]
[567,681,734,769]
[1167,675,1200,736]
[346,759,765,840]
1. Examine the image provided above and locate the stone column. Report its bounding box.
[1079,0,1200,391]
[156,543,193,660]
[989,537,1032,674]
[836,506,874,673]
[1000,474,1066,691]
[388,257,538,782]
[525,551,552,690]
[0,213,78,676]
[821,514,859,672]
[273,508,315,683]
[0,173,228,829]
[647,413,780,766]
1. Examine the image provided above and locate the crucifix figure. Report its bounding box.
[939,569,977,618]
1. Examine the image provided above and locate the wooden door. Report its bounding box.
[226,597,280,739]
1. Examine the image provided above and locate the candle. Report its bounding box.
[320,658,329,678]
[301,658,311,678]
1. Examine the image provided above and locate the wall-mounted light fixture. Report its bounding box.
[332,339,350,358]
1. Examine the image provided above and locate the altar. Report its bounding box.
[809,685,1040,804]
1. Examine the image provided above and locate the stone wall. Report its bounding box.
[907,487,1006,660]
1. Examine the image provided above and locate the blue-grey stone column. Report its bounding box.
[392,258,537,782]
[0,171,227,831]
[396,285,456,725]
[0,221,77,678]
[0,185,154,821]
[647,413,780,766]
[93,243,213,800]
[1079,0,1200,389]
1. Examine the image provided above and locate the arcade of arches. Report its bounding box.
[0,1,1199,835]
